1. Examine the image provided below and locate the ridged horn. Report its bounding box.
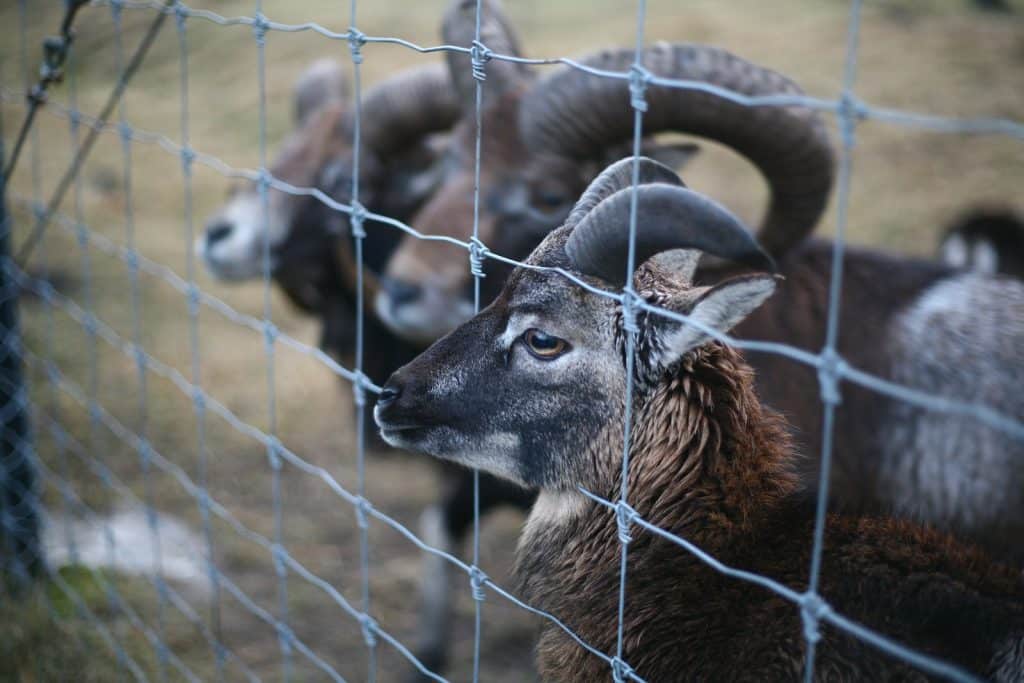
[564,183,775,288]
[293,59,349,126]
[357,63,463,158]
[522,43,834,259]
[564,156,685,232]
[442,0,532,111]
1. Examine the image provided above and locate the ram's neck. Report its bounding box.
[625,343,799,544]
[516,343,798,618]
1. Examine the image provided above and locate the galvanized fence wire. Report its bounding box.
[1,0,1023,682]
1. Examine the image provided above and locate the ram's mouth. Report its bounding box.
[373,408,435,448]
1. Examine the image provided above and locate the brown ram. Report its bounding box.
[199,59,459,377]
[375,160,1024,681]
[374,2,1024,562]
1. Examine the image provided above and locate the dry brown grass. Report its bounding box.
[1,0,1022,680]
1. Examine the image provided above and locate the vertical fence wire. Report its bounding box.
[174,4,227,679]
[65,3,117,659]
[469,1,487,679]
[345,0,380,676]
[802,1,863,679]
[610,1,649,680]
[251,1,293,678]
[109,4,172,679]
[65,6,134,675]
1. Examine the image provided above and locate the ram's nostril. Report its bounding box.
[382,277,423,307]
[205,221,233,246]
[377,383,401,407]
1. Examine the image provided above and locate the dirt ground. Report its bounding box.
[1,0,1022,681]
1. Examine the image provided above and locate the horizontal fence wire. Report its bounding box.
[2,0,1022,682]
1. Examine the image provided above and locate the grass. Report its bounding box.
[1,0,1022,680]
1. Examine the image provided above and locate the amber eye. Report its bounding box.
[522,328,570,360]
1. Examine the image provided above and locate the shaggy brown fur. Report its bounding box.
[516,344,1024,681]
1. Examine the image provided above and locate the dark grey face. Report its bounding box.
[374,261,624,490]
[374,226,776,491]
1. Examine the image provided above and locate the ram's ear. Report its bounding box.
[644,274,777,372]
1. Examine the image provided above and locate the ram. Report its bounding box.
[197,57,535,676]
[368,2,1024,675]
[375,159,1024,681]
[199,58,459,380]
[376,2,1024,561]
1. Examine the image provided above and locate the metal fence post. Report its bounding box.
[0,128,44,587]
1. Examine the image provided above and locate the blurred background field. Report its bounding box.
[0,0,1022,680]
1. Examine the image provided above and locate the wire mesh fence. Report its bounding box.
[1,0,1023,681]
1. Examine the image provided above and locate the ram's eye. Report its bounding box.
[522,329,570,360]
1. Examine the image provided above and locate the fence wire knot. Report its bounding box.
[272,542,287,578]
[256,167,271,193]
[174,1,189,30]
[615,499,638,545]
[179,146,195,175]
[470,40,492,82]
[82,311,99,338]
[138,438,153,467]
[469,565,488,602]
[620,290,641,336]
[799,591,831,644]
[349,200,367,240]
[359,613,378,648]
[469,237,488,278]
[611,655,635,683]
[817,347,845,406]
[352,372,367,408]
[355,496,372,530]
[265,437,282,471]
[118,120,132,145]
[347,27,366,65]
[251,13,269,45]
[628,64,651,113]
[133,344,146,376]
[185,283,200,316]
[263,320,279,350]
[275,621,295,652]
[837,92,865,149]
[190,386,206,413]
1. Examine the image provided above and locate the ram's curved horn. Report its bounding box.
[563,156,685,232]
[294,59,349,126]
[442,0,532,110]
[522,43,834,259]
[357,63,463,158]
[565,182,774,288]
